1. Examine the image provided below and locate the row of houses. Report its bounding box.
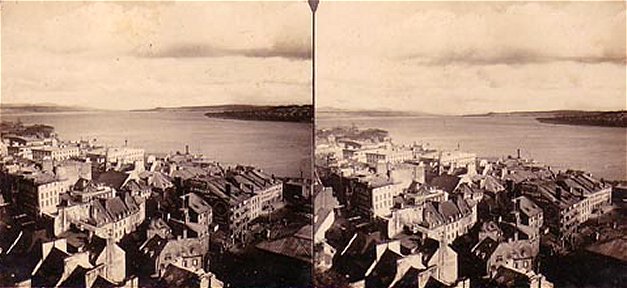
[316,129,616,287]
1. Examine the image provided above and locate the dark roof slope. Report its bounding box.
[157,264,202,288]
[32,247,70,287]
[429,175,460,193]
[95,170,128,190]
[58,266,89,288]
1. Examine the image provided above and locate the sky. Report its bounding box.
[317,1,626,114]
[1,1,312,110]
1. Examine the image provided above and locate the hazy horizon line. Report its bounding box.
[2,102,624,116]
[0,101,313,112]
[316,106,627,116]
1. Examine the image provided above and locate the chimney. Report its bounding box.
[185,145,189,155]
[124,139,128,147]
[225,183,232,196]
[517,149,521,159]
[555,186,562,200]
[183,194,189,208]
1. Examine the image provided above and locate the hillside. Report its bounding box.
[132,104,271,113]
[0,103,97,114]
[204,105,313,123]
[537,111,626,128]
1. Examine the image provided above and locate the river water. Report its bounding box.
[317,113,626,181]
[1,111,312,178]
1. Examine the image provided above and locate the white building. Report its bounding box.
[106,147,145,165]
[32,146,80,161]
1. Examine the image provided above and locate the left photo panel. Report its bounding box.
[0,1,313,287]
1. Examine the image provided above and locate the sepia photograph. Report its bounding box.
[1,0,626,288]
[1,1,312,287]
[314,1,626,288]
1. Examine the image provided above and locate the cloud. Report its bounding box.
[1,1,312,109]
[402,48,626,66]
[317,1,626,113]
[139,39,311,60]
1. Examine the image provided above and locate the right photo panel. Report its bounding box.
[314,1,626,288]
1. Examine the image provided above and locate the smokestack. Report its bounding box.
[517,149,521,159]
[185,145,189,155]
[125,139,128,147]
[225,183,231,196]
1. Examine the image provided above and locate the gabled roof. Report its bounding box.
[122,178,150,193]
[416,238,440,265]
[1,233,46,282]
[391,267,421,288]
[422,197,474,229]
[32,247,70,287]
[92,275,117,288]
[586,237,627,263]
[157,264,202,288]
[490,266,531,287]
[90,195,140,226]
[186,193,211,215]
[334,231,383,281]
[456,196,472,215]
[482,176,505,193]
[423,202,446,228]
[454,182,474,196]
[429,175,460,193]
[366,249,404,288]
[439,201,461,220]
[314,187,339,232]
[73,177,93,191]
[58,266,89,287]
[140,235,169,262]
[104,197,133,220]
[197,176,250,205]
[472,237,499,262]
[149,172,174,190]
[256,231,313,264]
[84,236,107,264]
[424,276,452,288]
[149,217,171,232]
[514,196,542,218]
[172,166,207,180]
[95,170,128,190]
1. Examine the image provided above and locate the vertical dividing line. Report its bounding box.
[310,7,316,285]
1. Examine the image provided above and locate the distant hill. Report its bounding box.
[537,111,626,128]
[463,110,587,118]
[317,107,432,117]
[132,104,271,113]
[465,110,627,128]
[205,105,313,123]
[0,103,98,114]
